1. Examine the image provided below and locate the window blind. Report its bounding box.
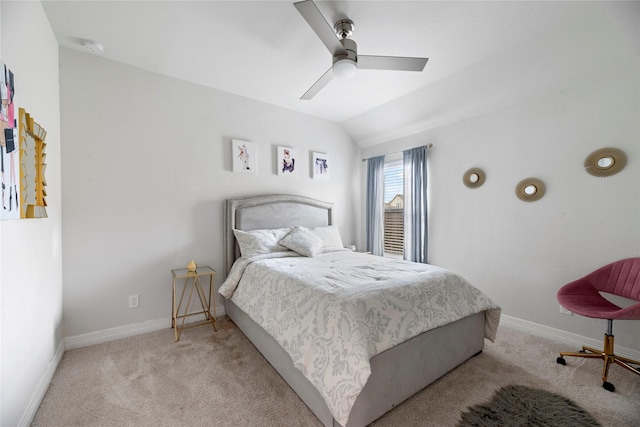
[384,161,403,256]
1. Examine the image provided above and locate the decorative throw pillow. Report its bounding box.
[279,226,324,257]
[308,225,344,249]
[233,227,291,258]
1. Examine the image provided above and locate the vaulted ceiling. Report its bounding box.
[41,1,639,146]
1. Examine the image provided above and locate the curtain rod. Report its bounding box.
[361,143,433,162]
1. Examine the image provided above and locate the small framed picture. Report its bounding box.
[277,146,296,175]
[232,139,256,173]
[312,152,329,179]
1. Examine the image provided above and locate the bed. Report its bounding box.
[220,194,500,427]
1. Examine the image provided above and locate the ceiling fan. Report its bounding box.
[294,0,429,100]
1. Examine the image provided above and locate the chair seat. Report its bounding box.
[557,275,640,320]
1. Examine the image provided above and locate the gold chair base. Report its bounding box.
[558,333,640,391]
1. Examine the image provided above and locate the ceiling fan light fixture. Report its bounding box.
[333,58,357,78]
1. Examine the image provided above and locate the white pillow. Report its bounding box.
[279,226,324,257]
[233,227,291,258]
[308,225,344,249]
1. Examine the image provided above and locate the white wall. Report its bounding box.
[59,48,360,339]
[361,69,640,351]
[0,2,63,426]
[345,1,639,148]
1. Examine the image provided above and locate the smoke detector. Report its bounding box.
[83,40,104,55]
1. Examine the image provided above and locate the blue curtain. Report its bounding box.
[366,155,385,256]
[403,146,428,263]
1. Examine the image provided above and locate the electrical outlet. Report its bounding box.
[129,294,139,309]
[559,305,572,316]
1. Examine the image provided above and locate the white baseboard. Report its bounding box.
[60,310,640,359]
[64,318,171,350]
[64,304,227,350]
[500,314,640,361]
[18,340,65,427]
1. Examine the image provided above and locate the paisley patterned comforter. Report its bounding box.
[219,250,501,426]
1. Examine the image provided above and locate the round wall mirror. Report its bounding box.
[516,178,545,202]
[463,168,485,189]
[585,147,626,177]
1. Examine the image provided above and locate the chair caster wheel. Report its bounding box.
[603,382,615,392]
[556,357,566,365]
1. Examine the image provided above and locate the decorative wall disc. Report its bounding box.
[584,147,626,177]
[516,178,545,202]
[463,168,485,188]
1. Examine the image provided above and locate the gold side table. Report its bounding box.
[171,266,217,341]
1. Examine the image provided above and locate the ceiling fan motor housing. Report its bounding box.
[334,19,354,39]
[334,38,357,63]
[333,18,357,70]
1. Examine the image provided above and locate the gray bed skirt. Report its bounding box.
[223,297,485,427]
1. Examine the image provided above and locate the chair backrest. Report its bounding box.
[588,257,640,301]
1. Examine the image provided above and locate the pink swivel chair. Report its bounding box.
[556,257,640,392]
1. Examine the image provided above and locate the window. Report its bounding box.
[383,161,403,257]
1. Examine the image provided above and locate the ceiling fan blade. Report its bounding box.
[294,0,345,56]
[358,55,429,72]
[300,67,334,100]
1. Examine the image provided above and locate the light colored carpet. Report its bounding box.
[32,316,640,426]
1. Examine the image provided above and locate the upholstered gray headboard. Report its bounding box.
[224,194,333,274]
